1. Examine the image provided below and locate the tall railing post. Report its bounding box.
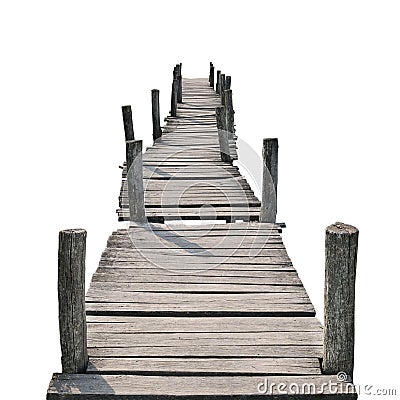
[215,106,232,164]
[260,138,278,223]
[126,140,146,223]
[224,89,235,133]
[171,75,178,117]
[121,105,135,141]
[177,63,183,103]
[58,229,88,373]
[216,70,221,94]
[323,222,359,379]
[220,74,226,102]
[209,62,214,88]
[151,89,162,142]
[225,76,231,90]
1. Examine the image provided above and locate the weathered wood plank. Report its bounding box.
[87,357,322,375]
[86,316,323,332]
[87,344,323,358]
[48,374,357,398]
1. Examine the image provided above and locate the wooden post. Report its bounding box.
[58,229,88,373]
[215,106,231,164]
[210,65,215,88]
[225,76,231,89]
[126,140,146,223]
[216,70,221,94]
[151,89,162,142]
[209,62,213,86]
[260,138,278,223]
[121,105,135,141]
[177,64,182,103]
[220,74,226,102]
[224,89,235,133]
[323,222,359,378]
[171,78,178,117]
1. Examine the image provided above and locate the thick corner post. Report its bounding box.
[323,222,359,379]
[126,140,146,223]
[260,138,278,223]
[216,106,232,164]
[58,229,88,373]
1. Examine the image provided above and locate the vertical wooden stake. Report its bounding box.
[225,76,231,90]
[260,138,278,223]
[171,78,178,117]
[177,64,183,103]
[210,65,215,88]
[216,70,221,94]
[215,106,232,164]
[121,105,135,141]
[220,74,226,102]
[151,89,162,142]
[323,222,359,378]
[126,140,146,223]
[58,229,88,373]
[224,89,235,133]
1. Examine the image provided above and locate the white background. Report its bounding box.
[1,1,399,398]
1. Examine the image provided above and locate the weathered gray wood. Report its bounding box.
[323,222,359,378]
[176,64,182,103]
[225,75,231,89]
[88,356,322,375]
[86,330,322,348]
[220,73,226,102]
[216,70,221,94]
[209,62,214,88]
[88,344,322,358]
[260,138,278,223]
[170,78,178,117]
[58,229,88,373]
[86,316,322,332]
[126,140,146,223]
[215,106,232,163]
[121,105,135,141]
[151,89,162,141]
[224,89,235,133]
[48,374,357,398]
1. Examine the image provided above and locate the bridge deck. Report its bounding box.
[47,77,357,398]
[117,78,260,223]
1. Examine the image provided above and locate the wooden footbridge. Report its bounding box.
[47,63,359,399]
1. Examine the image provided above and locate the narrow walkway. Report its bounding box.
[47,76,356,398]
[118,78,260,223]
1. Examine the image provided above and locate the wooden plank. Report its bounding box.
[87,344,322,358]
[87,331,322,348]
[88,282,305,294]
[86,316,323,332]
[48,374,357,398]
[87,357,322,375]
[91,269,300,283]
